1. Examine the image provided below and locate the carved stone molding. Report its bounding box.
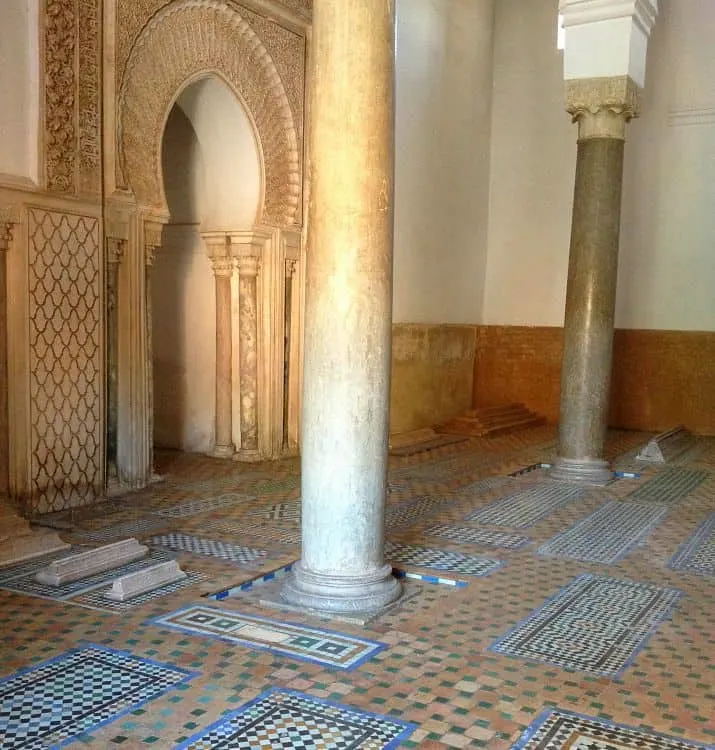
[43,0,101,195]
[118,0,301,226]
[566,76,641,139]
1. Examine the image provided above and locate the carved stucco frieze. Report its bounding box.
[43,0,101,195]
[566,76,641,140]
[118,0,301,227]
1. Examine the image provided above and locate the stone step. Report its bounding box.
[436,404,545,438]
[389,428,438,450]
[35,538,148,586]
[105,560,187,602]
[0,529,70,568]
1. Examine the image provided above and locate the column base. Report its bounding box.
[210,444,236,460]
[549,456,613,485]
[281,560,403,614]
[233,448,261,463]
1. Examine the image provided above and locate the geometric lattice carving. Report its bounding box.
[27,209,102,515]
[118,0,301,226]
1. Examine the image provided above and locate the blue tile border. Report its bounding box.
[488,573,683,679]
[392,568,469,588]
[204,560,296,600]
[174,687,418,750]
[0,643,197,749]
[668,512,715,576]
[145,605,388,671]
[511,707,711,750]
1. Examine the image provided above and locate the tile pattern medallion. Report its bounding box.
[537,501,670,564]
[511,709,710,750]
[152,493,256,518]
[0,549,175,601]
[175,688,417,750]
[625,468,708,504]
[385,541,503,577]
[75,517,171,541]
[150,533,267,564]
[490,574,682,677]
[385,496,445,530]
[425,524,531,549]
[0,645,194,749]
[669,513,715,576]
[147,605,387,670]
[466,482,584,528]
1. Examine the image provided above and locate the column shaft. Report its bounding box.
[281,0,401,612]
[212,260,235,458]
[551,95,634,484]
[236,258,260,460]
[106,241,123,481]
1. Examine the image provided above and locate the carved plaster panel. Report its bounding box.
[27,209,102,514]
[118,0,301,227]
[43,0,101,195]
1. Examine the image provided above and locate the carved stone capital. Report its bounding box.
[285,259,297,279]
[236,256,262,277]
[106,238,125,265]
[210,256,235,277]
[0,207,20,252]
[144,220,164,267]
[566,76,641,140]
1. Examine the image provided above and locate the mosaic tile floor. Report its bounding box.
[537,501,670,564]
[176,688,417,749]
[148,605,387,670]
[489,574,683,678]
[0,426,712,749]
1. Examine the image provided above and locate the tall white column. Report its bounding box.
[281,0,401,613]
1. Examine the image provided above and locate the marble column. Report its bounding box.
[282,260,295,452]
[551,77,639,484]
[281,0,401,613]
[105,238,124,482]
[235,256,260,461]
[0,218,14,498]
[210,256,235,458]
[144,232,160,482]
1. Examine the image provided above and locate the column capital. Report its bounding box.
[106,238,125,265]
[0,206,20,252]
[144,220,164,268]
[566,76,640,139]
[285,259,297,279]
[210,256,235,277]
[236,255,261,277]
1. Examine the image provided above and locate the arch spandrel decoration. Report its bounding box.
[118,0,301,227]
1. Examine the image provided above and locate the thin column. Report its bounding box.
[106,238,124,482]
[144,236,159,482]
[235,256,260,461]
[281,0,401,613]
[210,257,235,458]
[282,259,295,451]
[551,78,638,484]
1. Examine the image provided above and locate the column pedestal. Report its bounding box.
[551,78,638,485]
[281,0,401,614]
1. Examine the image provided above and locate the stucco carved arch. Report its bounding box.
[118,0,301,227]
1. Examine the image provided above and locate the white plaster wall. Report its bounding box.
[153,76,262,453]
[483,0,715,331]
[482,0,575,326]
[393,0,495,324]
[0,0,39,182]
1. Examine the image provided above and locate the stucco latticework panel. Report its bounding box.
[27,209,102,515]
[43,0,101,195]
[119,0,301,226]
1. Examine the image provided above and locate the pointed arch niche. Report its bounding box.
[110,0,304,489]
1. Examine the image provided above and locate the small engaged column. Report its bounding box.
[210,257,235,458]
[106,238,124,482]
[235,256,260,461]
[281,0,401,613]
[551,78,638,484]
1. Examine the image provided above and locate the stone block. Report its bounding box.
[104,560,187,601]
[35,538,148,586]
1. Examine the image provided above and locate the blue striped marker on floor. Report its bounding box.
[392,568,469,588]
